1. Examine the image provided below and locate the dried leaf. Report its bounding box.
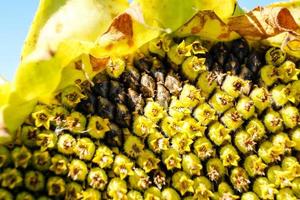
[228,6,299,40]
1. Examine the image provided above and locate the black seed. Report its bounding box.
[231,38,250,62]
[205,53,214,71]
[104,123,123,147]
[134,56,152,73]
[211,42,229,66]
[76,91,97,115]
[120,66,140,90]
[109,80,126,103]
[224,54,240,75]
[296,60,300,68]
[140,73,156,98]
[239,65,254,80]
[246,51,263,73]
[115,104,131,127]
[212,62,224,73]
[164,73,182,96]
[92,73,109,98]
[127,88,145,114]
[156,84,170,109]
[97,97,115,120]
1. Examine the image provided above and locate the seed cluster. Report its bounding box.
[0,37,299,200]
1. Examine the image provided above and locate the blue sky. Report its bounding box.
[0,0,283,80]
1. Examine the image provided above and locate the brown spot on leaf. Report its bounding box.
[48,49,56,57]
[111,13,133,37]
[106,13,134,46]
[75,61,82,70]
[105,43,114,51]
[75,79,82,84]
[218,32,231,40]
[89,55,109,72]
[277,8,298,31]
[191,27,201,34]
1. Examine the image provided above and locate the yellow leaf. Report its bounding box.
[175,10,239,41]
